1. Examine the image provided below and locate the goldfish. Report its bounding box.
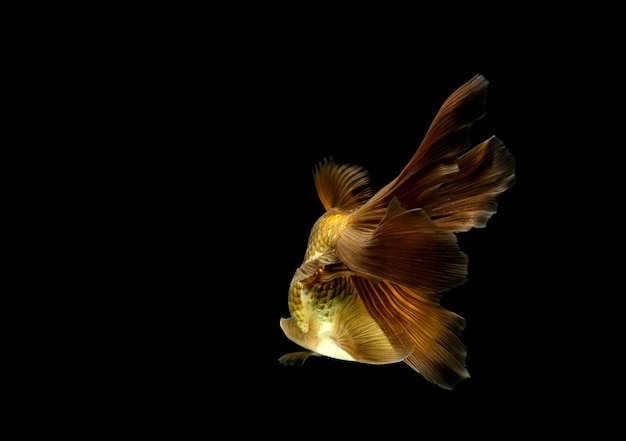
[278,74,516,389]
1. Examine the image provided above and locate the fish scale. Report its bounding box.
[288,275,352,334]
[289,211,352,333]
[304,212,349,261]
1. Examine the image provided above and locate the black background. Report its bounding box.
[13,3,622,436]
[136,65,552,423]
[91,20,615,435]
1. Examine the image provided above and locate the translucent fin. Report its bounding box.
[278,351,318,366]
[313,158,374,211]
[290,259,323,285]
[290,250,344,286]
[330,291,413,364]
[430,136,516,232]
[353,74,494,226]
[353,277,469,390]
[337,198,468,295]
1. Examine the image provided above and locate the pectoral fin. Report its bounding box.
[290,259,322,285]
[290,247,341,284]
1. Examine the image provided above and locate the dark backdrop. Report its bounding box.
[100,33,602,435]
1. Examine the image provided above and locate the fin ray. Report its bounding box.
[353,277,469,389]
[430,136,516,231]
[337,198,468,294]
[330,290,413,364]
[278,351,318,366]
[314,158,374,211]
[290,250,342,285]
[353,74,495,226]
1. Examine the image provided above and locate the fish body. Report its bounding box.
[279,74,516,389]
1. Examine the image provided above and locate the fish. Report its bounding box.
[278,74,516,390]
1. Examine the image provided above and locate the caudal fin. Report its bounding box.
[353,277,469,390]
[429,136,516,232]
[337,197,468,295]
[353,74,498,225]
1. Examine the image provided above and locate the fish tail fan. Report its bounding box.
[353,278,469,390]
[402,302,470,390]
[404,73,491,174]
[430,136,516,232]
[337,197,468,295]
[328,291,414,364]
[358,74,494,219]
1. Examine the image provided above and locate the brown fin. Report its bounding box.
[308,263,356,284]
[290,259,322,285]
[290,250,343,285]
[330,291,413,364]
[430,136,516,232]
[353,277,469,390]
[337,198,468,295]
[278,351,318,366]
[353,74,493,225]
[313,158,374,211]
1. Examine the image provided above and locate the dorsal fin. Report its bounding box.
[313,158,374,211]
